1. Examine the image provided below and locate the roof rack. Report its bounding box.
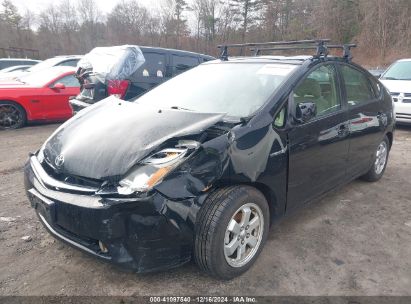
[217,39,356,62]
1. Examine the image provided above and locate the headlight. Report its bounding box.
[117,147,191,195]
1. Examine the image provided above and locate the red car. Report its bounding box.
[0,66,80,129]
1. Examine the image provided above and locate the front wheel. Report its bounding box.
[194,186,269,280]
[361,136,390,182]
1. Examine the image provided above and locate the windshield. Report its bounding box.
[28,58,63,72]
[134,62,297,118]
[17,68,63,86]
[381,61,411,80]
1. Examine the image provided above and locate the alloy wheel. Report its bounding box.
[224,202,264,268]
[0,104,23,129]
[375,141,388,175]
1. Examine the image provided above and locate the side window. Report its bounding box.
[140,53,166,78]
[293,64,340,118]
[172,55,200,75]
[58,60,78,67]
[274,107,286,128]
[341,65,375,106]
[369,76,383,98]
[51,75,80,87]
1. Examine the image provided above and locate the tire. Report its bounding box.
[361,136,390,182]
[0,101,26,130]
[194,185,269,280]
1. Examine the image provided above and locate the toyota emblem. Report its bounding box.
[55,154,65,167]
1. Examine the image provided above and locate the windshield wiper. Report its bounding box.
[170,106,194,111]
[382,77,398,80]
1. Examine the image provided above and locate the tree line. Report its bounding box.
[0,0,410,67]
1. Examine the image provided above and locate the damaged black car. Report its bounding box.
[24,40,395,279]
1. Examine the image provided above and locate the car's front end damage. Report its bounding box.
[23,97,233,272]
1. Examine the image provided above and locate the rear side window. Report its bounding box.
[139,53,166,78]
[172,55,200,75]
[341,65,376,106]
[51,75,79,87]
[58,60,79,67]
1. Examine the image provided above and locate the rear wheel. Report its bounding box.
[361,136,390,182]
[194,186,269,280]
[0,101,26,129]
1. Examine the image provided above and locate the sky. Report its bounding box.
[11,0,161,15]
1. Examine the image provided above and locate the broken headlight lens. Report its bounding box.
[117,148,189,195]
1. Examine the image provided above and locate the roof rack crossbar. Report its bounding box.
[218,39,356,61]
[218,39,330,59]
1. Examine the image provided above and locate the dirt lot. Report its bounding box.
[0,123,410,296]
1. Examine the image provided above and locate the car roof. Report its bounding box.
[52,55,83,59]
[25,66,76,77]
[0,58,40,62]
[396,58,411,62]
[139,46,215,59]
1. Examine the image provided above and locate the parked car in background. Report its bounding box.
[69,46,215,113]
[0,65,32,74]
[0,66,79,129]
[0,55,82,81]
[380,58,411,124]
[0,58,40,70]
[368,68,385,78]
[24,40,394,279]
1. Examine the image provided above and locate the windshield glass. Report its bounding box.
[381,61,411,80]
[134,62,298,118]
[28,58,63,72]
[17,68,63,86]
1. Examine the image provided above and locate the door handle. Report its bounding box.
[337,124,348,136]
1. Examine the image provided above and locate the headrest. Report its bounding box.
[295,78,321,98]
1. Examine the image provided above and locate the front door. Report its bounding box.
[287,63,350,210]
[41,75,80,120]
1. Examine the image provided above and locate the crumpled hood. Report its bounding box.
[42,97,225,179]
[380,79,411,93]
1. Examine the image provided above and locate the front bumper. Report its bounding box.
[24,157,198,273]
[393,101,411,124]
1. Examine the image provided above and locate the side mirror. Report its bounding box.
[295,101,316,123]
[52,83,66,90]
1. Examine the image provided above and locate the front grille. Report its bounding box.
[396,112,411,120]
[41,159,102,190]
[391,93,411,103]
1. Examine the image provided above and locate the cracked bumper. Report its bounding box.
[24,159,195,273]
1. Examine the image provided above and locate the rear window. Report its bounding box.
[137,53,166,78]
[172,55,200,75]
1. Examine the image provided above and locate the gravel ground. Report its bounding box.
[0,123,410,296]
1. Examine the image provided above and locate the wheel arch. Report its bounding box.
[385,131,393,149]
[0,99,29,119]
[214,180,280,223]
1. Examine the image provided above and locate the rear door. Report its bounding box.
[338,63,387,178]
[287,63,350,210]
